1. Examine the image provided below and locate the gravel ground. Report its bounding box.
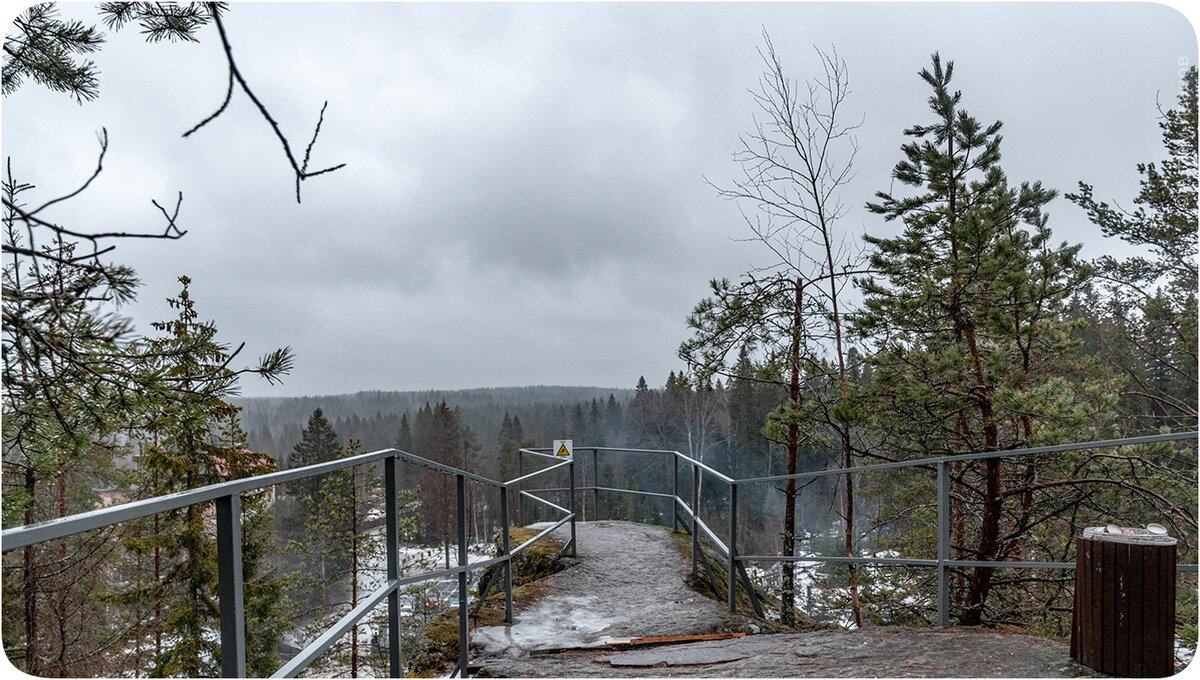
[471,520,1102,678]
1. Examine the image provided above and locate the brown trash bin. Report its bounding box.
[1071,526,1177,677]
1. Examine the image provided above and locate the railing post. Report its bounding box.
[937,460,950,627]
[691,463,700,577]
[517,450,525,525]
[384,456,402,677]
[728,482,738,613]
[569,454,578,557]
[456,474,469,677]
[499,486,513,624]
[672,453,679,532]
[216,494,246,678]
[592,448,599,522]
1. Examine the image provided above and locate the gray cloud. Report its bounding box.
[2,2,1195,396]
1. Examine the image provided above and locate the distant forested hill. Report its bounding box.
[234,385,634,462]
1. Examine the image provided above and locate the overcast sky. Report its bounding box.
[2,2,1196,397]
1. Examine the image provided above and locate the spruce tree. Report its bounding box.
[124,278,289,675]
[396,413,413,450]
[420,402,464,565]
[497,413,520,482]
[412,402,434,454]
[604,394,623,446]
[288,408,340,502]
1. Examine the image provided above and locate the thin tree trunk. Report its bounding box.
[23,466,39,676]
[814,182,863,628]
[351,468,359,678]
[781,277,803,627]
[54,470,68,673]
[961,327,1001,626]
[154,478,162,667]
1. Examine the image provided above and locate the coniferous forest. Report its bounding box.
[1,4,1196,677]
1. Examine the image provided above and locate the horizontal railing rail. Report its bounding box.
[734,431,1196,485]
[2,446,579,679]
[518,432,1198,625]
[5,430,1194,677]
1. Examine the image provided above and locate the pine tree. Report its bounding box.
[1067,66,1197,425]
[299,440,384,678]
[3,3,216,102]
[679,34,863,625]
[858,53,1102,625]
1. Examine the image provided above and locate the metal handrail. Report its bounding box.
[1,446,579,679]
[5,431,1195,677]
[526,432,1198,626]
[2,447,400,551]
[735,430,1197,485]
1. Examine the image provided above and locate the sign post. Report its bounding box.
[553,439,573,458]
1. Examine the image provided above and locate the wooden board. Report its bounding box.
[604,632,748,647]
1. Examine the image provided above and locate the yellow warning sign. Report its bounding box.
[553,439,573,458]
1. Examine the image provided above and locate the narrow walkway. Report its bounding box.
[472,520,757,657]
[473,521,1099,678]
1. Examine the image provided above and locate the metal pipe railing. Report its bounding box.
[530,433,1198,624]
[1,446,579,679]
[4,431,1195,676]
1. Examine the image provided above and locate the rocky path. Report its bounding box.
[472,520,1101,678]
[472,520,757,657]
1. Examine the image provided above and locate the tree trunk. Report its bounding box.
[781,277,803,626]
[351,468,359,678]
[841,428,862,627]
[23,466,39,676]
[961,327,1001,626]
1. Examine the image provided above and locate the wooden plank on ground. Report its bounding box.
[604,632,747,647]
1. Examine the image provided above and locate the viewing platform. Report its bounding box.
[473,521,1101,678]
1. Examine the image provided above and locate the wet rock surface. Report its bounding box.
[472,521,1099,677]
[471,520,756,657]
[478,627,1101,677]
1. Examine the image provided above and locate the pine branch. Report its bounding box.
[183,5,345,202]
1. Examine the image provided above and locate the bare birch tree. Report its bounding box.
[681,31,865,626]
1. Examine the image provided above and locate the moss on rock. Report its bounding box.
[408,526,568,675]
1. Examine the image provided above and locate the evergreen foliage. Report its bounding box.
[121,278,288,676]
[858,53,1122,626]
[1068,66,1198,425]
[3,3,219,102]
[287,408,340,501]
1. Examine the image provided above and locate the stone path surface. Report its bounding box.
[472,520,1101,678]
[477,627,1100,677]
[472,520,758,657]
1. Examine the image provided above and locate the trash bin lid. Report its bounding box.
[1083,525,1177,545]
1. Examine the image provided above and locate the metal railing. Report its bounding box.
[1,447,579,679]
[521,431,1199,626]
[3,431,1194,677]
